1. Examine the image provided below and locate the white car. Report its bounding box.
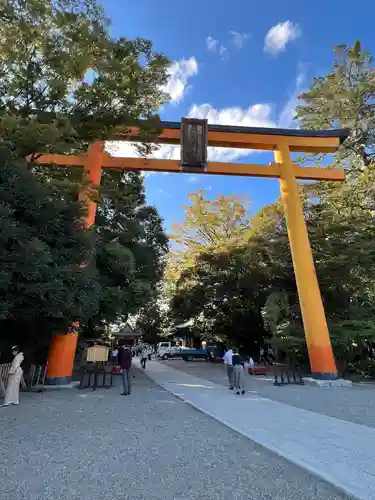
[157,342,171,359]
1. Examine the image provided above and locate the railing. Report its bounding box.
[0,363,46,396]
[26,364,47,391]
[0,363,27,396]
[274,364,305,386]
[78,362,116,391]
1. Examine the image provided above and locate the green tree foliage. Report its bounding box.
[166,180,375,370]
[0,0,170,350]
[294,41,375,319]
[262,290,290,336]
[169,249,271,348]
[164,41,375,375]
[296,41,375,171]
[136,290,168,344]
[305,182,375,315]
[0,0,169,158]
[87,169,168,335]
[170,190,252,252]
[272,41,375,372]
[166,192,282,349]
[0,149,99,356]
[167,190,253,285]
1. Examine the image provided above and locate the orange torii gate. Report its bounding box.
[36,119,349,384]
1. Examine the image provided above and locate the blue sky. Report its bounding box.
[102,0,375,232]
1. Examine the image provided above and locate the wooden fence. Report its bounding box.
[0,363,46,397]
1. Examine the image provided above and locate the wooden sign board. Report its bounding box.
[86,345,109,362]
[180,118,208,172]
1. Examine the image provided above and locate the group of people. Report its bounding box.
[259,346,275,365]
[222,347,254,395]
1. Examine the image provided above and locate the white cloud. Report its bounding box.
[142,171,168,179]
[141,171,171,179]
[157,187,173,198]
[206,32,249,58]
[111,102,275,163]
[187,175,198,183]
[163,57,198,104]
[229,30,250,50]
[219,45,228,60]
[264,21,301,55]
[110,68,306,167]
[189,103,275,161]
[278,68,306,128]
[206,36,218,52]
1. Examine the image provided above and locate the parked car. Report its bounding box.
[181,348,210,362]
[157,342,172,359]
[164,347,185,360]
[158,346,187,360]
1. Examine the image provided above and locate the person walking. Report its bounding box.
[140,345,148,370]
[259,345,270,365]
[222,348,234,390]
[110,346,118,364]
[248,356,255,374]
[2,345,24,407]
[118,344,132,396]
[232,349,246,395]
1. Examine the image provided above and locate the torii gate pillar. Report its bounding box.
[45,142,104,385]
[274,144,337,379]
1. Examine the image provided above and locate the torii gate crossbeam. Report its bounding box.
[37,120,349,384]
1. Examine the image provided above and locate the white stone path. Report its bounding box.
[140,359,375,500]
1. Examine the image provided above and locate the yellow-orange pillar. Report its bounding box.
[46,142,104,385]
[78,141,104,228]
[274,144,338,379]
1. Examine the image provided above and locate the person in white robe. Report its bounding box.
[2,345,24,407]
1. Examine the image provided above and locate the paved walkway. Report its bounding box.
[167,359,375,428]
[1,369,351,500]
[140,360,375,500]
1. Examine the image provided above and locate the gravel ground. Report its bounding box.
[166,359,375,428]
[0,369,352,500]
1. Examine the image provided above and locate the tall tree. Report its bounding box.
[0,0,170,345]
[295,40,375,312]
[85,168,168,335]
[0,0,169,159]
[170,190,253,252]
[136,290,168,345]
[0,149,99,357]
[166,181,375,361]
[166,192,283,348]
[296,41,375,172]
[167,190,253,284]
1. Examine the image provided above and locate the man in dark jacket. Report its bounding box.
[118,345,132,395]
